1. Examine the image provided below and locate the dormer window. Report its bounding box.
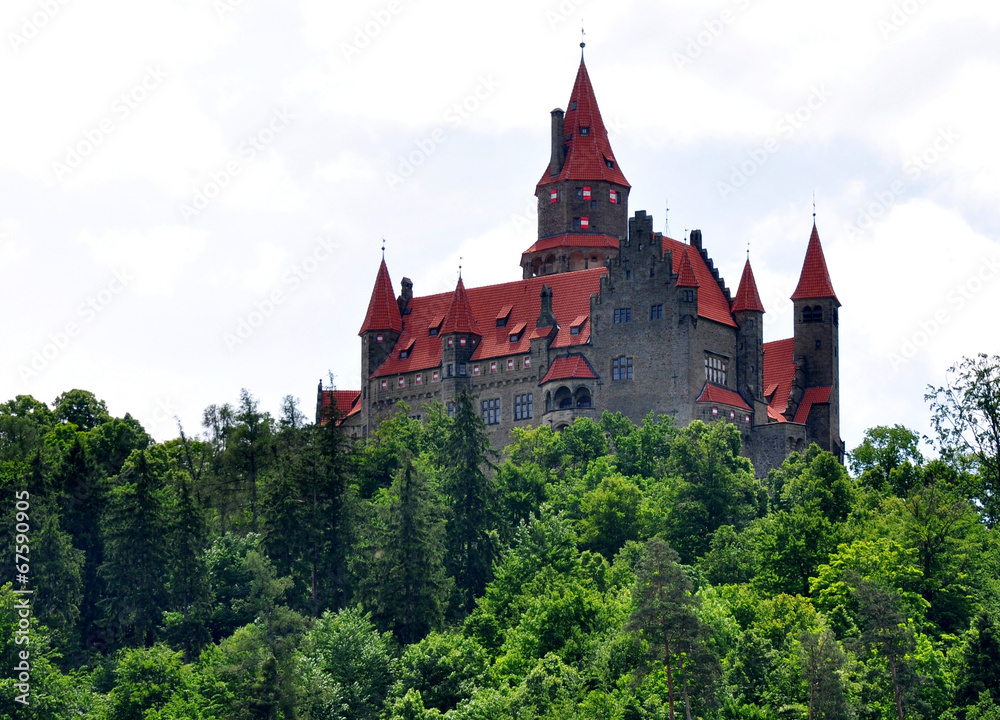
[580,127,590,136]
[606,160,614,169]
[509,321,526,343]
[570,100,577,110]
[496,304,513,328]
[398,339,415,360]
[428,315,444,337]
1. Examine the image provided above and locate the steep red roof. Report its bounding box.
[792,386,833,424]
[374,268,605,377]
[732,259,765,313]
[762,337,796,418]
[791,224,839,304]
[318,390,360,425]
[521,233,620,255]
[541,354,598,384]
[537,60,630,189]
[675,246,699,288]
[359,259,403,334]
[661,239,737,328]
[440,278,482,336]
[696,383,752,411]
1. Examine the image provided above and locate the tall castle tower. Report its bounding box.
[522,48,631,279]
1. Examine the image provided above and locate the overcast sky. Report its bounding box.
[2,0,998,455]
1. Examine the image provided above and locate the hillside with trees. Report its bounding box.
[2,354,999,719]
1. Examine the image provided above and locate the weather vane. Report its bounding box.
[381,237,386,259]
[581,19,586,57]
[458,256,463,280]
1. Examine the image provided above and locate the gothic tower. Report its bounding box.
[439,276,482,406]
[522,51,631,278]
[358,258,403,434]
[732,258,767,423]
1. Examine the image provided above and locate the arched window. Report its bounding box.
[555,386,573,410]
[575,387,592,408]
[803,305,823,323]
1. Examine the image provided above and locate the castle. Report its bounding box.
[319,51,843,474]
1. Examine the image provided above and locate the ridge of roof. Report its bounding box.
[359,259,403,335]
[732,258,766,313]
[791,223,839,304]
[537,60,630,189]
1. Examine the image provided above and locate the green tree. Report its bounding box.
[53,389,111,431]
[954,608,1000,709]
[578,474,644,560]
[798,628,850,720]
[0,395,54,462]
[393,631,489,714]
[442,390,498,615]
[926,354,1000,526]
[232,390,273,534]
[102,644,186,720]
[850,424,923,496]
[164,473,213,661]
[358,458,451,645]
[99,448,171,648]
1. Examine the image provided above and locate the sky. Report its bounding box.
[1,0,998,455]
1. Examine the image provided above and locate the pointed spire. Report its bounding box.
[791,223,840,304]
[358,258,403,335]
[732,258,765,313]
[440,277,482,336]
[537,56,630,189]
[676,246,699,288]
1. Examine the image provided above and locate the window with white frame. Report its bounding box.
[705,355,728,386]
[514,393,533,420]
[482,398,501,425]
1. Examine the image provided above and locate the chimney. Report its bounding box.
[537,284,555,327]
[549,109,565,176]
[397,277,413,314]
[690,229,703,250]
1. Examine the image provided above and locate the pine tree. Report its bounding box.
[442,389,497,615]
[165,473,213,661]
[99,449,170,648]
[358,458,451,645]
[799,628,850,720]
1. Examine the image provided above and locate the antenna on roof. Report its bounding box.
[684,228,689,245]
[381,237,386,259]
[664,198,670,237]
[812,191,817,222]
[580,19,586,60]
[747,239,750,261]
[458,256,463,281]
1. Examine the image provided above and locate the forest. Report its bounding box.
[1,353,999,720]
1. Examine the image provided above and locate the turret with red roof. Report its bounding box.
[732,257,766,414]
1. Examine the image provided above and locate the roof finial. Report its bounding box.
[812,191,817,223]
[458,256,463,281]
[381,237,386,259]
[580,19,586,60]
[747,239,750,261]
[665,198,670,237]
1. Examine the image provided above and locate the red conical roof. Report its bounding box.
[732,258,765,313]
[676,246,699,288]
[358,259,403,335]
[440,277,482,336]
[791,224,839,304]
[537,59,630,189]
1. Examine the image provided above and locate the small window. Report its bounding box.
[575,188,583,201]
[612,356,633,381]
[570,325,581,336]
[712,407,719,418]
[524,356,531,368]
[613,308,632,324]
[580,126,590,136]
[376,333,383,343]
[460,337,467,346]
[650,267,655,278]
[447,402,455,418]
[514,393,533,420]
[490,361,497,373]
[683,289,695,302]
[380,379,387,390]
[447,364,454,377]
[415,374,422,385]
[497,317,507,328]
[432,371,440,382]
[550,188,558,204]
[625,270,632,280]
[429,327,439,337]
[510,331,523,343]
[582,187,591,200]
[570,100,577,110]
[458,363,467,376]
[650,304,663,320]
[448,337,454,348]
[399,349,409,359]
[398,377,405,388]
[482,398,501,425]
[507,359,515,370]
[610,189,618,204]
[705,355,728,386]
[473,364,480,376]
[803,305,823,323]
[606,159,614,169]
[580,216,590,229]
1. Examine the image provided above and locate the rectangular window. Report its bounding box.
[448,337,454,348]
[610,189,618,204]
[524,355,531,368]
[612,356,633,381]
[491,361,497,373]
[580,126,590,136]
[432,371,440,382]
[447,402,455,418]
[376,333,383,343]
[380,379,387,390]
[507,358,515,370]
[429,327,439,337]
[458,363,467,376]
[575,188,583,201]
[683,289,695,303]
[550,188,558,203]
[415,374,422,385]
[514,393,534,420]
[398,377,405,388]
[460,337,467,346]
[650,304,663,320]
[482,398,501,425]
[570,326,580,335]
[705,355,728,386]
[580,216,590,229]
[582,186,591,200]
[473,364,480,375]
[447,364,454,377]
[613,308,632,324]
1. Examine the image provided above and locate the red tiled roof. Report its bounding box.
[521,233,620,256]
[763,337,796,417]
[373,268,605,377]
[537,61,630,189]
[440,278,482,336]
[318,390,361,424]
[792,386,833,424]
[540,354,598,384]
[359,259,403,334]
[662,239,737,328]
[791,224,839,304]
[695,383,752,411]
[732,259,765,313]
[675,246,699,288]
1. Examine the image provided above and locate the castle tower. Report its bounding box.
[439,276,482,406]
[522,52,631,278]
[732,258,767,422]
[358,258,403,434]
[790,222,843,458]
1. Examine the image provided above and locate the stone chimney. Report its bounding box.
[549,109,565,176]
[537,284,555,327]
